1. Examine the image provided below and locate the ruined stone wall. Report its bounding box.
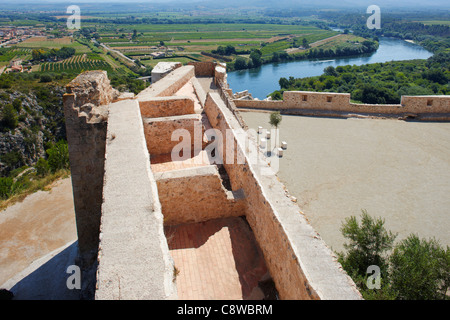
[96,99,176,300]
[137,66,195,99]
[234,91,450,119]
[188,61,215,77]
[143,114,205,156]
[139,96,195,118]
[234,99,285,110]
[63,71,118,260]
[154,166,245,226]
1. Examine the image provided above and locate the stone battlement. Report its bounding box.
[63,63,362,300]
[234,90,450,121]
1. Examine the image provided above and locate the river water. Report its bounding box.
[227,37,433,99]
[230,37,449,253]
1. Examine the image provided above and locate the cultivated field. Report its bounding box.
[39,53,113,74]
[15,36,91,53]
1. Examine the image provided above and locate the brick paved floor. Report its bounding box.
[164,217,270,300]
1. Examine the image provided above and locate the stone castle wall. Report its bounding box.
[63,71,118,260]
[143,114,206,156]
[204,91,361,300]
[139,96,195,118]
[234,91,450,120]
[64,64,362,300]
[154,165,245,226]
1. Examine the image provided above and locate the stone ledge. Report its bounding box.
[96,99,176,300]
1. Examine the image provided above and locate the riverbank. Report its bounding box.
[228,34,378,72]
[228,37,433,99]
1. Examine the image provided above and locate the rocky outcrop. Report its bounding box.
[65,70,119,109]
[0,88,65,176]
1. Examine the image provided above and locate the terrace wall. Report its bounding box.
[139,96,195,118]
[154,165,245,226]
[143,114,206,156]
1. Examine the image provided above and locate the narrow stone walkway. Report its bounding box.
[164,217,272,300]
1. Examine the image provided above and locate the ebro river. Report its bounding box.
[227,37,433,100]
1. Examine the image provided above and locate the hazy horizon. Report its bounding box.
[0,0,449,11]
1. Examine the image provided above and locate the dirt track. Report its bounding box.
[0,178,77,285]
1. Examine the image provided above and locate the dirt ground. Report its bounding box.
[0,178,77,285]
[240,111,450,253]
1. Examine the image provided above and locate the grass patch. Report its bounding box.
[0,169,70,211]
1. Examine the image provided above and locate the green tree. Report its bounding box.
[234,57,247,70]
[2,104,18,130]
[46,140,70,172]
[337,210,397,277]
[224,45,236,55]
[249,50,262,68]
[279,77,289,89]
[324,66,338,77]
[389,235,449,300]
[302,38,309,48]
[269,111,282,149]
[35,158,50,177]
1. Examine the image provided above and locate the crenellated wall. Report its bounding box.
[63,71,118,260]
[234,91,450,120]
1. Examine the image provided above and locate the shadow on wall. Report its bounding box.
[4,241,81,300]
[164,217,278,300]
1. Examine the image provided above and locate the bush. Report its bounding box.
[338,210,397,277]
[390,235,449,300]
[35,158,50,177]
[0,177,13,199]
[338,211,449,300]
[46,140,69,172]
[39,74,53,83]
[1,104,18,130]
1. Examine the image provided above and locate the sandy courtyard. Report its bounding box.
[240,111,450,253]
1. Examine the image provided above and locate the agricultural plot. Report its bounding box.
[0,48,32,67]
[39,54,113,74]
[98,24,336,53]
[16,36,91,53]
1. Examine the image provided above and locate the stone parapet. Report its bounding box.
[139,96,195,118]
[96,99,176,300]
[234,91,450,120]
[204,92,362,300]
[155,165,245,226]
[63,71,118,259]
